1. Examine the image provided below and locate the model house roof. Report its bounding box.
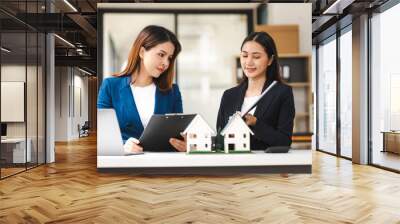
[183,114,215,135]
[220,112,254,136]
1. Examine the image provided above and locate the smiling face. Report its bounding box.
[139,41,175,79]
[240,41,273,80]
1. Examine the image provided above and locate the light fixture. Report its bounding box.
[78,67,93,76]
[63,0,78,12]
[1,47,11,53]
[54,34,75,48]
[322,0,354,15]
[76,48,88,56]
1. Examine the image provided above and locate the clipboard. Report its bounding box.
[139,114,196,152]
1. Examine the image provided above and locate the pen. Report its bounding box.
[241,80,277,118]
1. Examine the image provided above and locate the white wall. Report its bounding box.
[1,64,46,163]
[1,65,35,138]
[1,65,26,140]
[55,67,67,141]
[72,73,89,138]
[55,67,89,141]
[266,3,312,55]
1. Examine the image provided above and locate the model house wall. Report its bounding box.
[183,114,215,153]
[220,113,254,153]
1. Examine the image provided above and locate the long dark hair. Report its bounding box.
[240,31,282,84]
[113,25,182,91]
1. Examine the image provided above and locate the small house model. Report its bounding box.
[220,112,254,153]
[183,114,215,153]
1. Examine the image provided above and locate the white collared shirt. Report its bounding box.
[130,83,156,128]
[241,95,261,116]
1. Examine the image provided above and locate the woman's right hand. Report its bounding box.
[123,137,143,154]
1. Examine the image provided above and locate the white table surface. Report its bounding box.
[97,149,312,168]
[1,138,26,143]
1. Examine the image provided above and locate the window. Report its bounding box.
[177,14,248,127]
[228,133,235,138]
[370,3,400,171]
[0,1,46,179]
[317,36,337,154]
[339,27,352,158]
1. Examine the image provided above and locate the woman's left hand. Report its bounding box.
[244,114,257,126]
[169,133,187,152]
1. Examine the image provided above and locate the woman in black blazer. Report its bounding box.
[216,31,295,150]
[170,32,295,152]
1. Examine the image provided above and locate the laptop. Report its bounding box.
[97,109,143,156]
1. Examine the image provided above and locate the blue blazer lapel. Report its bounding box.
[119,77,144,133]
[154,87,162,114]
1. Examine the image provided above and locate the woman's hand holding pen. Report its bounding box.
[244,114,257,126]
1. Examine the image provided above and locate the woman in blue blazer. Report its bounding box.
[98,25,183,153]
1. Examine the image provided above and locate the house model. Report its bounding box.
[183,114,215,153]
[220,112,254,153]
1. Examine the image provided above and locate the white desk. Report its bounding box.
[1,138,31,163]
[97,150,312,174]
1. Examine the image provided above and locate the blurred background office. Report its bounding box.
[100,3,312,147]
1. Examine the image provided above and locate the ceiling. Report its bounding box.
[0,0,392,75]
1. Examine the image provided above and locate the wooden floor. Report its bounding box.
[1,167,26,178]
[1,135,400,223]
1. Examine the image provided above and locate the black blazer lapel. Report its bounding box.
[254,82,279,118]
[234,81,248,112]
[236,79,276,117]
